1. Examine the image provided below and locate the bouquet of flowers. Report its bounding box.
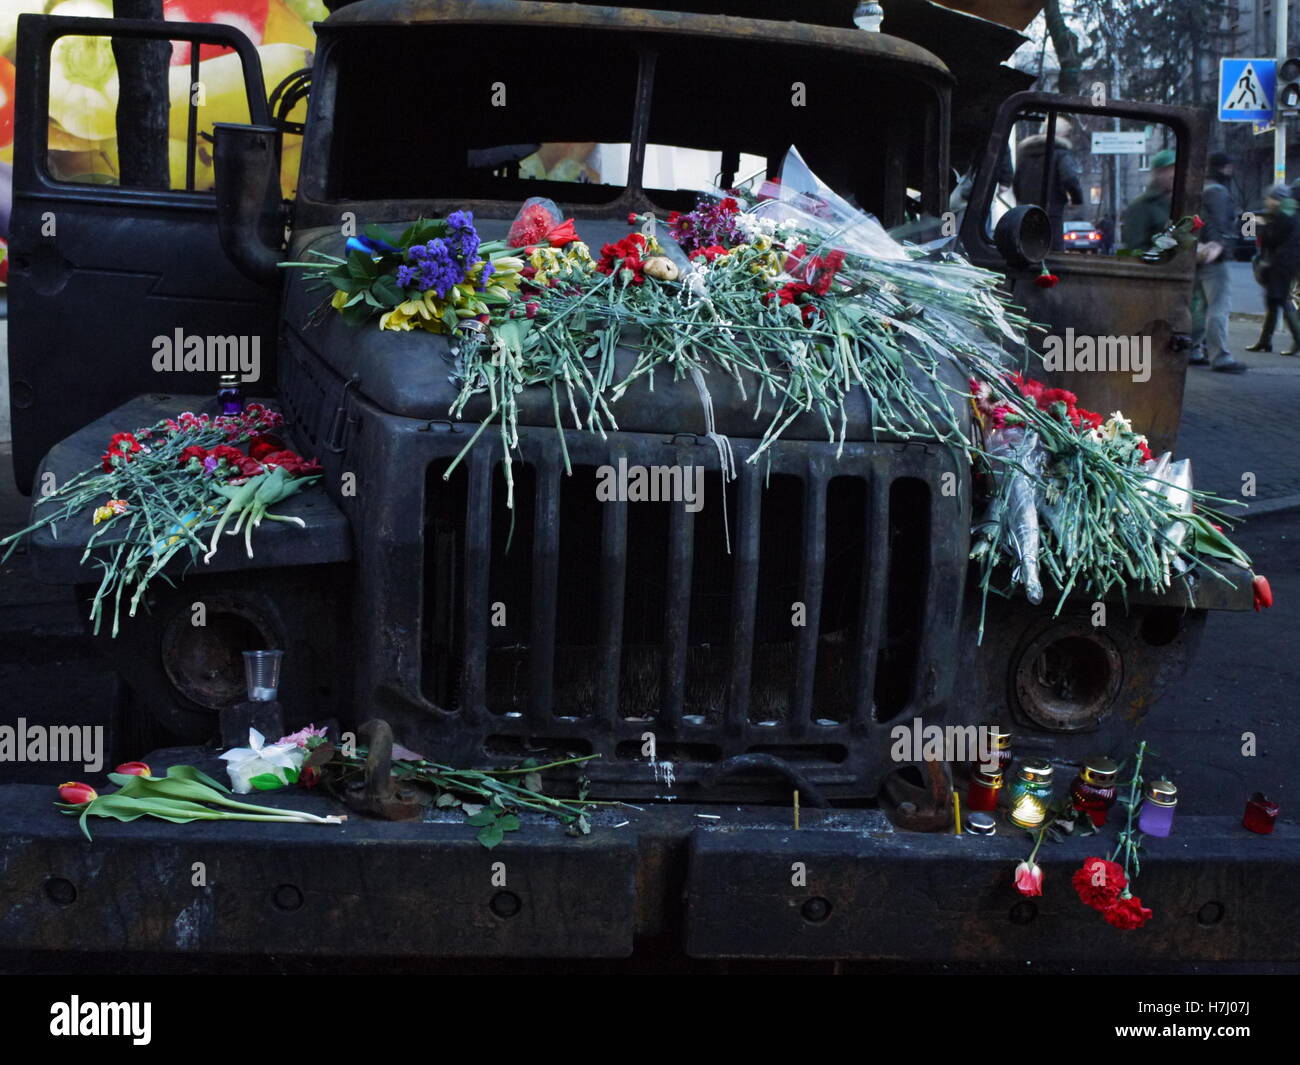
[0,405,321,636]
[967,370,1255,631]
[283,148,1259,620]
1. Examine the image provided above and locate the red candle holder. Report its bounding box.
[1243,793,1279,835]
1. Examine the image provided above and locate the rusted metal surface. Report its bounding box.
[2,775,1295,962]
[961,92,1212,456]
[323,0,952,76]
[335,720,428,820]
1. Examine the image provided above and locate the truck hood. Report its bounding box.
[283,219,972,444]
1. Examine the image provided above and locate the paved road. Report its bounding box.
[1225,258,1264,319]
[1178,312,1300,506]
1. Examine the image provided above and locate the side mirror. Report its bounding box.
[213,122,284,286]
[994,204,1052,267]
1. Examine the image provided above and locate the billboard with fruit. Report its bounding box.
[0,0,323,284]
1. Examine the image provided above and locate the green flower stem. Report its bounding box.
[1109,739,1147,896]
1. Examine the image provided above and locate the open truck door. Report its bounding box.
[960,91,1210,456]
[7,14,282,492]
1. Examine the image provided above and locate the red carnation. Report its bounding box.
[690,244,730,263]
[1101,894,1153,930]
[720,197,739,213]
[776,281,813,305]
[1191,215,1205,232]
[1072,857,1127,910]
[1137,438,1153,463]
[809,249,846,295]
[507,203,554,248]
[101,432,143,472]
[1035,270,1060,289]
[179,444,209,466]
[596,233,649,282]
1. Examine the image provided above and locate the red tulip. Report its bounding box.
[57,781,97,804]
[114,761,152,776]
[1253,574,1273,612]
[547,218,580,248]
[1013,860,1043,897]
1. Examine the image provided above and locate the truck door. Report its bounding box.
[960,91,1211,456]
[7,14,280,492]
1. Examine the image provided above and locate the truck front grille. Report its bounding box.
[421,427,964,800]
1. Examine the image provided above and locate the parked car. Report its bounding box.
[1061,219,1103,252]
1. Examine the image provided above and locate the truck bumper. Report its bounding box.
[1,783,1295,963]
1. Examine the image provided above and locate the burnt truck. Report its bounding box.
[0,0,1280,967]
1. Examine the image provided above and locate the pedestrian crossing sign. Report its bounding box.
[1220,58,1276,122]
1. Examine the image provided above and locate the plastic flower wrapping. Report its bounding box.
[283,146,1259,627]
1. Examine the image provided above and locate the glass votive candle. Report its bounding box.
[242,649,284,702]
[1243,793,1279,835]
[1070,755,1119,828]
[967,769,1004,813]
[1008,759,1054,830]
[1137,779,1178,837]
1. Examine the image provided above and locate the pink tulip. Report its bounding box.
[1014,860,1043,897]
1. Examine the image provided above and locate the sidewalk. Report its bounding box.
[1176,312,1300,512]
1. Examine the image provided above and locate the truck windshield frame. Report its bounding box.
[294,4,952,228]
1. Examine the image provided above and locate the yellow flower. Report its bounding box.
[92,498,128,525]
[379,304,418,331]
[331,289,349,311]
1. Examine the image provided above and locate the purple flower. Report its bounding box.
[396,264,416,287]
[478,260,496,290]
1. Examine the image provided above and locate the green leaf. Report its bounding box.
[371,274,405,309]
[435,792,461,808]
[348,249,381,279]
[167,765,229,793]
[465,810,498,827]
[477,821,505,848]
[497,814,521,833]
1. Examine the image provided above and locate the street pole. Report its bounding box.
[1277,0,1289,186]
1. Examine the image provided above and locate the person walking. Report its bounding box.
[1246,183,1300,357]
[1191,152,1245,373]
[1013,116,1084,250]
[1121,149,1175,251]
